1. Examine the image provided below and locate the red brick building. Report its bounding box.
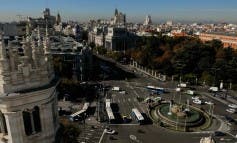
[199,33,237,49]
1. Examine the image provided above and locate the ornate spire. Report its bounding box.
[44,20,50,54]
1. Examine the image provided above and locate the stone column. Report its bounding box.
[29,110,36,134]
[40,103,54,141]
[4,112,24,143]
[0,112,7,135]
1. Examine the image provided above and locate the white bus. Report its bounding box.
[105,99,111,108]
[69,102,90,121]
[106,107,115,123]
[131,108,144,124]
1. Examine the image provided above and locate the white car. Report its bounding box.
[205,101,214,105]
[228,104,237,109]
[193,99,202,105]
[176,88,181,92]
[226,108,236,114]
[119,91,126,94]
[192,96,199,100]
[105,128,116,134]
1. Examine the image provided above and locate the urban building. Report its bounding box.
[51,36,94,81]
[111,9,126,26]
[105,27,128,51]
[28,8,60,29]
[144,15,152,26]
[0,24,58,143]
[199,33,237,49]
[88,27,105,47]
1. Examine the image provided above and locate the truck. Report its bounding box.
[208,87,218,92]
[112,86,120,91]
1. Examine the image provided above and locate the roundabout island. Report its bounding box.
[150,100,215,132]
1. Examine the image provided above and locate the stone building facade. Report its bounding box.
[0,24,58,143]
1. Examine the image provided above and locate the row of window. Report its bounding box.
[0,103,56,136]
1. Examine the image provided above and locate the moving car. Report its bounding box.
[224,115,235,122]
[192,96,199,100]
[119,90,126,94]
[122,115,132,123]
[112,87,120,91]
[177,83,187,88]
[226,108,236,114]
[186,90,194,95]
[208,87,218,92]
[193,99,202,105]
[214,131,226,136]
[205,101,214,105]
[228,104,237,109]
[105,128,116,134]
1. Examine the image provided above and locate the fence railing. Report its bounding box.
[130,60,166,81]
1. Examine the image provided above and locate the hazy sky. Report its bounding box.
[0,0,237,23]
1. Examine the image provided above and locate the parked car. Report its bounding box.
[226,108,236,114]
[228,104,237,109]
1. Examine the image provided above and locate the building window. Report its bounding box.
[23,107,42,136]
[32,106,42,133]
[52,102,57,128]
[0,111,7,135]
[23,110,32,136]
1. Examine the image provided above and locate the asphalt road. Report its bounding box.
[99,64,237,143]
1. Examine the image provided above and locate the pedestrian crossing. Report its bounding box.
[115,97,139,103]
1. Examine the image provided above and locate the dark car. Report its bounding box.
[225,115,235,122]
[214,131,226,136]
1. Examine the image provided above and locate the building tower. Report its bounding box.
[0,25,58,143]
[56,13,61,25]
[144,15,152,26]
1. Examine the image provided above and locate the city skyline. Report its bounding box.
[0,0,237,23]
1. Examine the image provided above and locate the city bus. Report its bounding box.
[146,85,165,94]
[131,108,144,124]
[106,107,115,123]
[69,102,90,121]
